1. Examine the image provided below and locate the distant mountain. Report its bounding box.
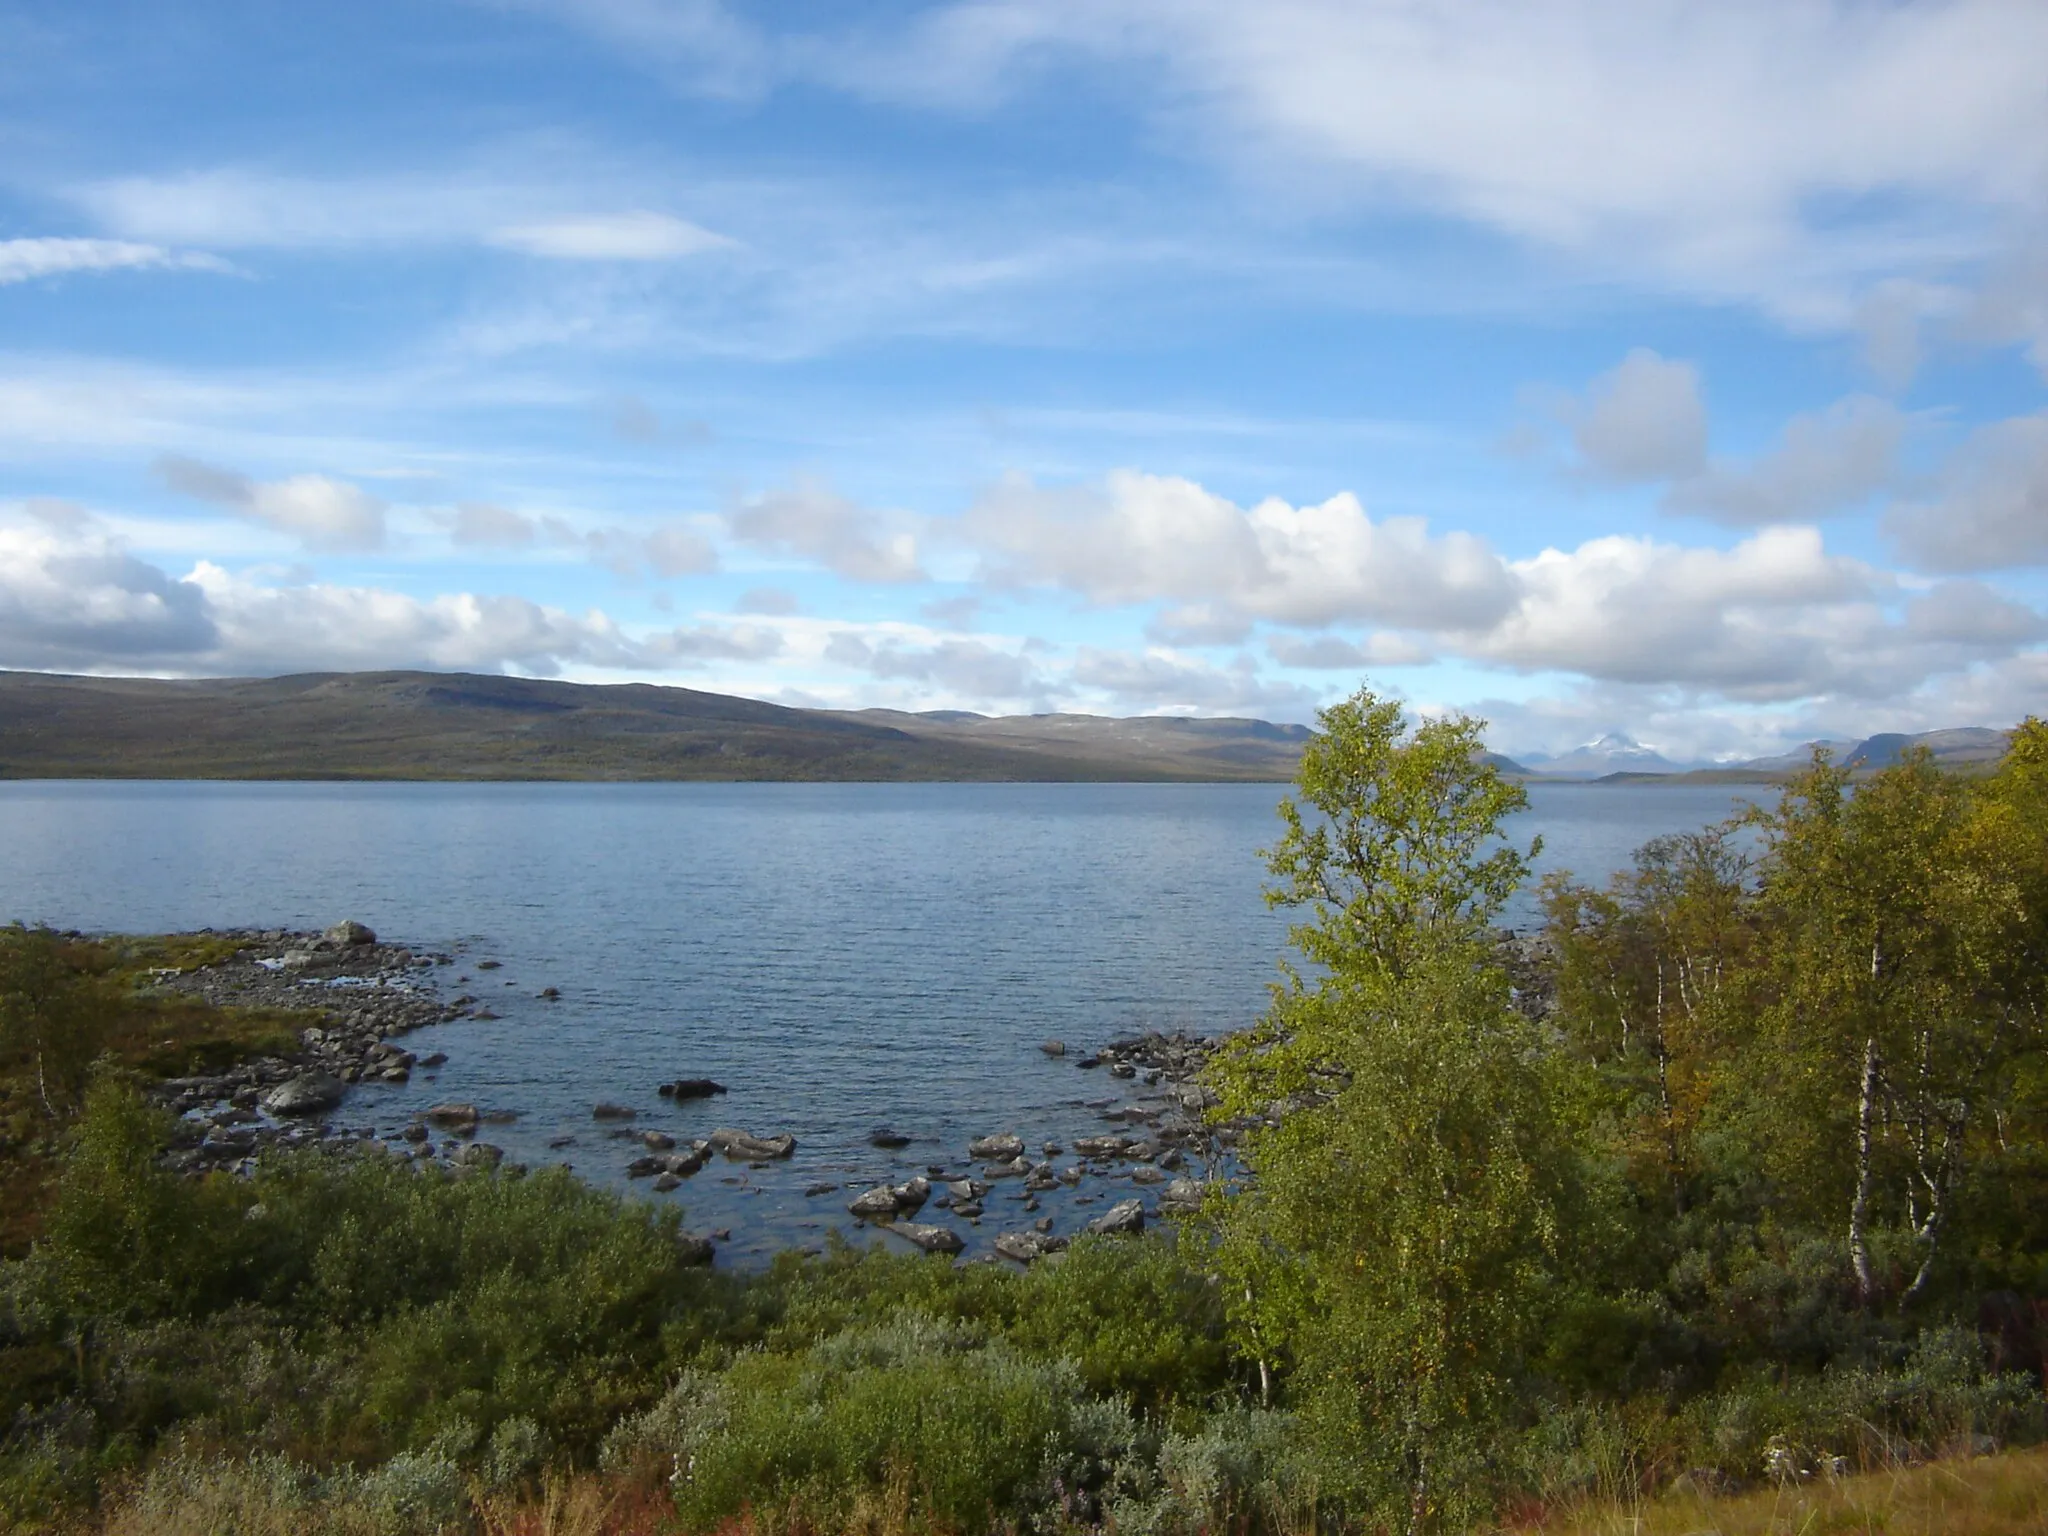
[0,670,1311,783]
[1843,727,2011,770]
[1731,740,1860,773]
[1522,733,1683,778]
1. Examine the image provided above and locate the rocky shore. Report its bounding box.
[146,920,470,1173]
[135,921,1560,1270]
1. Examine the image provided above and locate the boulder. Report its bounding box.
[325,920,376,947]
[675,1233,716,1266]
[1159,1178,1204,1214]
[891,1222,966,1255]
[994,1230,1067,1264]
[627,1156,665,1178]
[968,1133,1025,1161]
[708,1128,797,1160]
[947,1178,991,1202]
[418,1052,448,1068]
[869,1128,913,1149]
[1086,1199,1146,1237]
[985,1156,1033,1179]
[1040,1040,1065,1057]
[652,1173,682,1193]
[1130,1165,1166,1185]
[425,1102,480,1128]
[641,1130,677,1150]
[1074,1135,1130,1158]
[848,1186,904,1218]
[458,1142,504,1169]
[262,1073,345,1117]
[665,1145,710,1177]
[659,1079,728,1099]
[592,1103,637,1121]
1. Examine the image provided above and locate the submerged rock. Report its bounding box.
[890,1222,965,1255]
[994,1230,1067,1264]
[708,1127,796,1160]
[592,1103,637,1121]
[262,1073,344,1116]
[1087,1199,1146,1237]
[659,1079,727,1100]
[869,1128,913,1149]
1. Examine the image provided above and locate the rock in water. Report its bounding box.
[675,1233,716,1266]
[325,919,376,947]
[994,1230,1067,1263]
[891,1222,965,1255]
[708,1128,797,1160]
[425,1102,480,1129]
[262,1073,344,1116]
[1159,1178,1204,1214]
[1040,1040,1065,1057]
[868,1128,913,1149]
[659,1079,727,1099]
[592,1103,637,1121]
[848,1186,903,1217]
[968,1133,1026,1161]
[1087,1199,1146,1236]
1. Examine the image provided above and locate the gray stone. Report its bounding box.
[891,1222,966,1255]
[262,1073,345,1116]
[708,1128,796,1160]
[325,920,376,947]
[1086,1199,1146,1236]
[592,1102,637,1121]
[675,1233,716,1266]
[1039,1040,1065,1057]
[993,1230,1067,1263]
[968,1133,1025,1161]
[1159,1178,1204,1214]
[849,1186,904,1217]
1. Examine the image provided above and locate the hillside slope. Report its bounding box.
[0,670,1306,781]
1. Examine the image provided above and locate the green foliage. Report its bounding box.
[1205,687,1568,1531]
[0,926,114,1118]
[613,1314,1125,1531]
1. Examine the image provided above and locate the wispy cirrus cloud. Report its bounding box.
[0,237,230,285]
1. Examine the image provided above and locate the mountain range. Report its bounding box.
[0,669,2014,783]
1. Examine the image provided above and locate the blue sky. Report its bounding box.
[2,0,2045,760]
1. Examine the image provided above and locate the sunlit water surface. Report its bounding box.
[0,780,1758,1260]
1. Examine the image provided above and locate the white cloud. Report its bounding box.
[1266,632,1432,669]
[0,237,230,285]
[0,503,754,677]
[156,454,388,552]
[1568,349,1707,483]
[451,503,539,548]
[1669,394,1906,525]
[1886,412,2048,571]
[964,469,1514,630]
[487,210,733,259]
[824,631,1045,699]
[518,0,2048,327]
[728,478,925,583]
[1068,646,1320,716]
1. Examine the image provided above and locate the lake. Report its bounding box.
[0,780,1762,1260]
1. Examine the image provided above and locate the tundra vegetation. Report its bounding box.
[2,688,2046,1534]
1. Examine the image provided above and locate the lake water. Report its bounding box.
[0,780,1761,1261]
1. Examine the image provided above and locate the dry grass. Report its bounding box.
[474,1472,677,1536]
[1511,1445,2048,1536]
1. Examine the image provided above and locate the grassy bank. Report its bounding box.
[5,695,2048,1533]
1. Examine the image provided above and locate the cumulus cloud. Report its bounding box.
[1568,349,1708,483]
[1068,646,1320,716]
[728,479,924,583]
[0,237,230,286]
[451,502,540,547]
[155,454,388,551]
[487,210,734,260]
[964,470,1514,631]
[0,504,759,677]
[1669,394,1906,525]
[1886,412,2048,571]
[824,632,1044,699]
[1266,632,1432,669]
[0,507,218,669]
